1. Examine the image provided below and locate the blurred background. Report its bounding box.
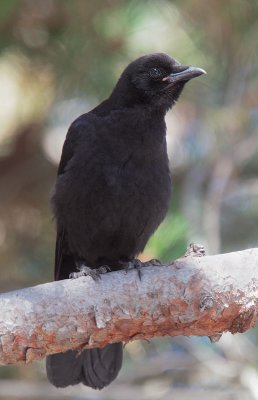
[0,0,258,399]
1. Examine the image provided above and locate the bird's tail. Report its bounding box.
[46,343,123,390]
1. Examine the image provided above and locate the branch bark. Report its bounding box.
[1,248,258,365]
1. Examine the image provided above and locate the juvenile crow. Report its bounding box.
[46,53,206,390]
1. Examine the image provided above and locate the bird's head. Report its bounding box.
[114,53,206,111]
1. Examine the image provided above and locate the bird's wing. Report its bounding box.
[57,119,83,176]
[54,117,86,280]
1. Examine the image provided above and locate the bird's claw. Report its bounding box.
[121,258,162,280]
[125,259,143,280]
[143,258,162,267]
[69,265,111,281]
[184,242,206,258]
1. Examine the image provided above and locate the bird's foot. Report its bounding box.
[184,242,206,258]
[69,264,111,281]
[119,258,162,280]
[142,258,162,267]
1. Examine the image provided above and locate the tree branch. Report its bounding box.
[1,248,258,365]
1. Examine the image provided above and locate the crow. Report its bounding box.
[46,53,206,390]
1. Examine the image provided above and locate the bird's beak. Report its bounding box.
[162,66,207,84]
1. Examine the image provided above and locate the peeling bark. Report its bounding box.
[0,248,258,365]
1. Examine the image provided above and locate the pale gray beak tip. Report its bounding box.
[199,68,207,75]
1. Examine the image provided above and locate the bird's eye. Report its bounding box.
[149,67,162,79]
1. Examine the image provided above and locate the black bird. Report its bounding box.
[46,53,206,390]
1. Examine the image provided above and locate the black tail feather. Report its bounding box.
[46,343,123,390]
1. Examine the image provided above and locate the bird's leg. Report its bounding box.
[118,258,162,280]
[69,261,111,281]
[184,242,206,258]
